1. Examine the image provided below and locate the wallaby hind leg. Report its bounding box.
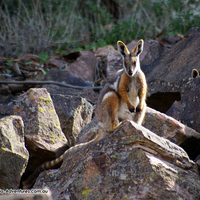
[109,93,120,131]
[96,91,120,140]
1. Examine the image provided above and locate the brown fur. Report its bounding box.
[137,73,147,111]
[118,73,134,111]
[96,39,147,131]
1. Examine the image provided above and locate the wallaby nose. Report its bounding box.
[128,69,133,76]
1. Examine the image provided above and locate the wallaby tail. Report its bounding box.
[22,135,100,189]
[22,153,65,189]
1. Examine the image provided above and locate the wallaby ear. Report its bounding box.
[192,69,199,78]
[117,41,129,57]
[132,39,144,56]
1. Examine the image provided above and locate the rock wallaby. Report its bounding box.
[95,39,147,140]
[22,39,147,189]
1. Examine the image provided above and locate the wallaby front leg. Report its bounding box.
[109,93,120,131]
[136,73,147,112]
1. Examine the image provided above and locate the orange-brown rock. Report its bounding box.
[67,51,97,82]
[33,121,200,200]
[143,107,200,145]
[143,107,200,160]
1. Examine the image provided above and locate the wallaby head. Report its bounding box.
[192,69,199,78]
[117,39,144,77]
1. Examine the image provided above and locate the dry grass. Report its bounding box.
[0,0,80,57]
[0,0,199,57]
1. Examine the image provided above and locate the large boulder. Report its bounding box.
[13,88,68,178]
[143,28,200,113]
[0,115,29,189]
[44,68,98,104]
[45,68,93,88]
[50,94,94,146]
[67,51,97,82]
[95,45,123,78]
[143,107,200,160]
[180,75,200,132]
[143,27,200,93]
[143,107,200,144]
[44,84,98,106]
[33,121,200,199]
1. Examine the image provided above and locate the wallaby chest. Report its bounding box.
[118,71,140,106]
[127,76,140,98]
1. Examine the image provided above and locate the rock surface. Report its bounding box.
[13,88,68,178]
[143,107,200,161]
[95,45,123,78]
[0,115,29,189]
[67,51,97,82]
[45,69,93,87]
[180,76,200,132]
[50,94,93,146]
[44,84,98,105]
[20,54,40,63]
[34,121,200,200]
[46,58,68,69]
[143,27,200,93]
[143,107,200,145]
[142,28,200,116]
[166,100,181,121]
[76,118,98,144]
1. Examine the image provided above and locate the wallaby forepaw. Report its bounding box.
[136,105,143,112]
[129,106,135,113]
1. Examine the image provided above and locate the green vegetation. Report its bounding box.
[5,60,13,66]
[39,52,49,63]
[0,0,200,57]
